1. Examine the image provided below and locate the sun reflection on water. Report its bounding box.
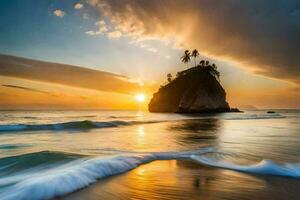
[138,125,145,137]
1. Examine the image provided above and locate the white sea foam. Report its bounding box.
[191,155,300,179]
[0,148,213,200]
[0,148,300,200]
[1,147,300,200]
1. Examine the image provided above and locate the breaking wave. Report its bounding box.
[0,120,133,132]
[0,148,212,200]
[0,113,285,133]
[191,155,300,179]
[0,148,300,199]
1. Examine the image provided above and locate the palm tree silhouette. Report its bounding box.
[191,49,199,67]
[208,63,220,80]
[199,60,205,67]
[167,73,172,83]
[212,63,217,69]
[181,50,191,68]
[205,60,210,66]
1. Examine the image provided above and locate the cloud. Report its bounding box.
[85,19,123,39]
[88,0,99,6]
[53,9,65,17]
[99,26,108,33]
[93,0,300,85]
[1,84,51,95]
[82,13,89,19]
[85,30,98,35]
[139,43,146,48]
[147,47,158,53]
[74,3,84,9]
[85,20,108,36]
[95,20,106,26]
[106,30,122,38]
[0,54,146,95]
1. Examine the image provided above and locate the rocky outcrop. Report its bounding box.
[148,66,237,113]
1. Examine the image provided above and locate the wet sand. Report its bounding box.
[62,160,300,200]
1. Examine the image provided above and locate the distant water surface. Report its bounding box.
[0,109,299,199]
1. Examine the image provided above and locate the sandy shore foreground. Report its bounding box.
[62,160,300,200]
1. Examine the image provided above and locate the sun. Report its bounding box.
[135,93,146,102]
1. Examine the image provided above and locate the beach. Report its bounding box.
[0,110,299,199]
[1,1,299,199]
[64,160,300,200]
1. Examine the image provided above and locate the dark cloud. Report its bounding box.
[1,84,51,95]
[95,0,300,84]
[0,54,143,94]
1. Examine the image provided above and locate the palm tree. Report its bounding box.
[212,63,217,70]
[199,60,205,67]
[181,50,191,68]
[167,73,172,83]
[205,60,210,66]
[191,49,199,67]
[208,63,220,80]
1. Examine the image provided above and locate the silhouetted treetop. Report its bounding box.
[181,50,191,68]
[167,73,173,83]
[191,49,199,67]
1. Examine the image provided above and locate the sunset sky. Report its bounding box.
[0,0,299,109]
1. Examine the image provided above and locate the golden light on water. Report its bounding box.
[135,93,146,102]
[138,125,145,136]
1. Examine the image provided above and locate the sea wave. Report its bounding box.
[225,113,284,120]
[191,155,300,179]
[0,143,31,150]
[0,113,285,133]
[0,151,82,177]
[0,120,132,132]
[0,148,300,199]
[0,148,213,200]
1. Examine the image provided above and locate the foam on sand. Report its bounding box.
[1,147,300,199]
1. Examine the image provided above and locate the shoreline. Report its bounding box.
[62,160,300,200]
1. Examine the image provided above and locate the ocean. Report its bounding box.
[0,109,299,199]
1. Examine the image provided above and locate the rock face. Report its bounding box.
[148,66,232,113]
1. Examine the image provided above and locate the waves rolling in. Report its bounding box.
[0,113,285,133]
[0,148,212,200]
[191,155,300,179]
[0,120,132,132]
[0,147,300,200]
